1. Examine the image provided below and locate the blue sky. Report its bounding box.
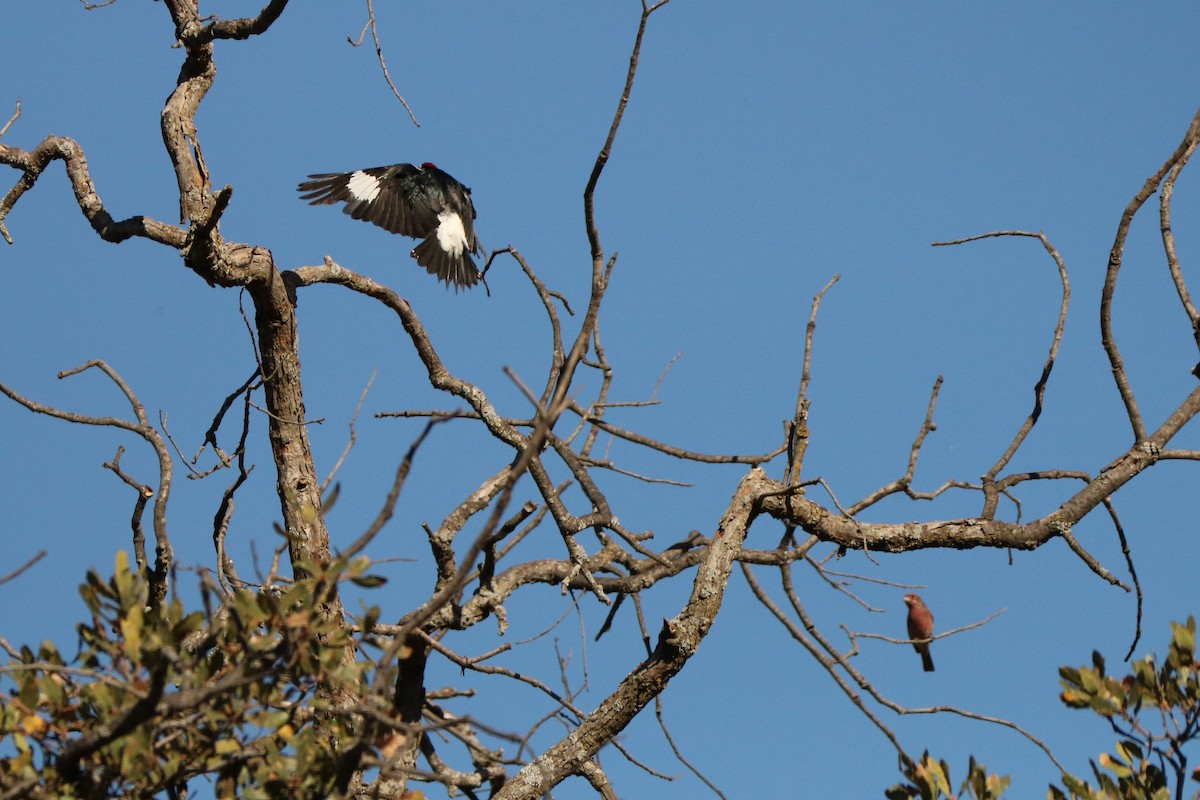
[4,1,1200,797]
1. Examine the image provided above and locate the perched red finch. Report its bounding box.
[903,593,935,672]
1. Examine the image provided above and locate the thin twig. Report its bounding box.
[349,0,419,125]
[933,231,1071,517]
[567,400,783,465]
[848,376,943,515]
[0,98,20,139]
[1057,521,1129,590]
[1102,497,1143,661]
[739,562,912,767]
[1159,133,1200,350]
[1100,108,1200,439]
[419,631,585,720]
[102,445,153,573]
[853,608,1008,647]
[654,696,727,799]
[195,368,260,468]
[744,560,1066,773]
[341,414,452,561]
[788,274,840,485]
[0,550,45,586]
[321,369,376,493]
[212,387,255,592]
[0,361,175,605]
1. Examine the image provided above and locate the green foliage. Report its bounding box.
[886,753,1010,800]
[885,619,1200,800]
[0,550,392,798]
[8,559,1199,800]
[1049,617,1199,800]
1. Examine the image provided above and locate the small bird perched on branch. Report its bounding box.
[298,163,482,290]
[903,593,935,672]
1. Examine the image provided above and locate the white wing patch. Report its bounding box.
[346,170,382,202]
[435,209,468,255]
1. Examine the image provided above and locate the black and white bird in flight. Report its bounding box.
[298,163,482,290]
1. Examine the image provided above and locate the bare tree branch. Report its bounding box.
[322,369,376,493]
[1160,132,1200,353]
[0,98,19,139]
[347,0,420,125]
[1100,106,1200,438]
[497,464,758,800]
[848,375,943,515]
[6,2,1200,797]
[787,274,840,486]
[200,0,290,43]
[0,135,186,247]
[567,400,784,465]
[654,695,727,799]
[933,230,1071,517]
[102,445,154,575]
[0,550,45,587]
[0,361,175,603]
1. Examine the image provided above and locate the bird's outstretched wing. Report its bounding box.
[298,164,482,290]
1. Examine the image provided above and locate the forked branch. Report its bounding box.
[1101,106,1200,441]
[932,230,1070,517]
[0,361,174,604]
